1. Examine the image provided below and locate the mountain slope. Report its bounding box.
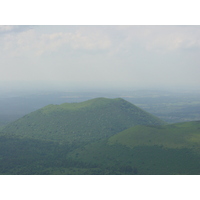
[108,121,200,150]
[66,121,200,175]
[2,97,165,144]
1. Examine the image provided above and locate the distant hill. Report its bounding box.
[2,97,165,145]
[108,121,200,150]
[66,121,200,175]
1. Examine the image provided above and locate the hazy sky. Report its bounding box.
[1,25,200,90]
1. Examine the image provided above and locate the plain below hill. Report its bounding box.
[2,97,165,145]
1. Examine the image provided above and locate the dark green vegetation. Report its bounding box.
[2,98,165,144]
[0,97,200,175]
[108,121,200,149]
[67,121,200,175]
[1,121,200,175]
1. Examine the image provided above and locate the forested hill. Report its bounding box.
[2,97,165,144]
[67,121,200,175]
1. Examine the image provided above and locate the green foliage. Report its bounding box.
[108,121,200,151]
[66,121,200,175]
[67,142,200,175]
[2,98,165,145]
[2,98,200,175]
[1,121,200,174]
[0,134,91,175]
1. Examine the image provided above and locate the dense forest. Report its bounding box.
[0,97,200,175]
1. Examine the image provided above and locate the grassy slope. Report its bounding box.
[108,121,200,151]
[66,121,200,175]
[2,97,165,144]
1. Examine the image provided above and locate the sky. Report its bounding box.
[1,25,200,91]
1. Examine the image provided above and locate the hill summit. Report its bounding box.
[3,97,165,144]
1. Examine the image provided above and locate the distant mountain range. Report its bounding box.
[0,98,199,175]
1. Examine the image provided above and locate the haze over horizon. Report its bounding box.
[1,25,200,93]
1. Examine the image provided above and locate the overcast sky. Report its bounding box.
[0,25,200,91]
